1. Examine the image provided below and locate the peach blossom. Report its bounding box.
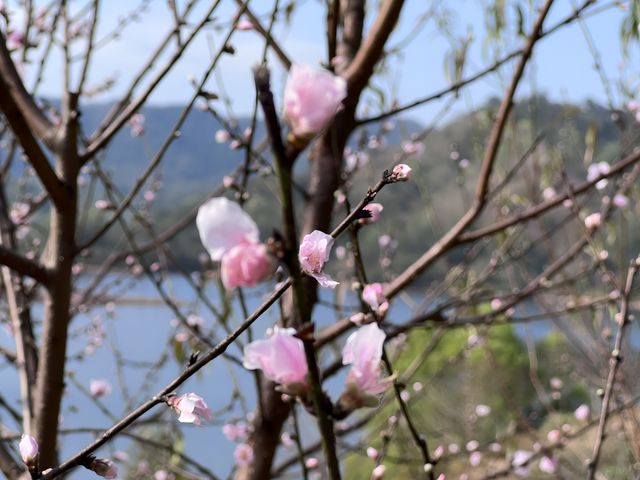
[298,230,338,288]
[221,242,273,290]
[243,327,308,392]
[196,197,259,261]
[169,393,212,425]
[283,64,347,138]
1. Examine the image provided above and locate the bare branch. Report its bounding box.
[0,33,56,148]
[384,0,555,299]
[0,244,50,285]
[343,0,405,98]
[587,259,639,478]
[81,0,224,159]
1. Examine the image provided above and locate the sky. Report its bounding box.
[6,0,639,125]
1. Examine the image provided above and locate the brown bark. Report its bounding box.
[32,95,80,468]
[236,378,293,479]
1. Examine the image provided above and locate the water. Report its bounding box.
[0,274,364,479]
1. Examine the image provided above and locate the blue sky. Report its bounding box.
[13,0,638,123]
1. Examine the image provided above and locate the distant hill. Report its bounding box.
[17,96,640,278]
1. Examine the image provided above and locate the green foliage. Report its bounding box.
[45,96,639,280]
[620,1,640,57]
[345,321,541,478]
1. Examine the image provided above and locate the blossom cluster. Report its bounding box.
[196,197,274,290]
[243,322,392,412]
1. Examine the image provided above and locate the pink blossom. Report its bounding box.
[243,327,308,392]
[89,379,112,397]
[402,140,425,156]
[512,450,533,477]
[137,461,151,475]
[362,283,388,312]
[547,429,562,443]
[587,162,610,190]
[169,393,212,425]
[469,451,482,467]
[489,443,502,453]
[432,445,444,459]
[549,377,563,390]
[305,457,319,469]
[368,136,384,149]
[628,100,640,112]
[539,455,557,473]
[90,458,118,479]
[215,129,231,143]
[234,443,254,466]
[281,432,294,447]
[366,447,378,459]
[128,113,145,137]
[372,464,386,479]
[574,404,590,421]
[113,451,128,462]
[19,434,38,466]
[378,235,394,249]
[613,193,629,207]
[360,203,384,224]
[223,422,248,442]
[391,164,412,181]
[584,213,602,230]
[174,331,190,343]
[144,190,155,202]
[196,197,259,261]
[331,55,347,67]
[475,404,491,417]
[283,64,347,138]
[298,230,339,288]
[345,151,369,172]
[221,242,273,290]
[236,20,254,31]
[95,200,109,210]
[154,470,174,480]
[542,187,557,201]
[186,314,203,328]
[10,202,29,223]
[223,175,234,188]
[340,323,392,408]
[7,31,25,50]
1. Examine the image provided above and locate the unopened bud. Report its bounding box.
[390,164,412,182]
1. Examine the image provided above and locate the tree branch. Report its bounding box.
[384,0,555,299]
[81,0,224,159]
[0,244,50,284]
[342,0,405,98]
[587,259,639,478]
[0,32,56,148]
[0,54,68,209]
